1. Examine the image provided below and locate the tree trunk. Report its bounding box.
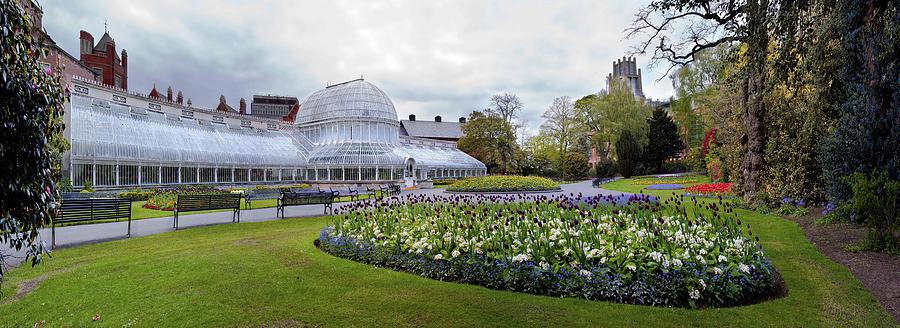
[741,0,769,203]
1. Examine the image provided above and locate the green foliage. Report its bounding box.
[58,177,73,192]
[539,96,579,161]
[458,111,519,174]
[79,180,95,193]
[643,107,684,173]
[615,130,641,178]
[446,175,560,192]
[840,172,899,253]
[558,152,589,181]
[0,0,69,283]
[574,80,651,156]
[594,157,617,179]
[116,189,155,201]
[821,1,900,205]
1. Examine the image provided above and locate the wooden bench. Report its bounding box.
[174,194,241,230]
[276,191,334,219]
[245,188,282,209]
[53,198,132,248]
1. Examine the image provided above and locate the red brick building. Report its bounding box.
[22,1,99,89]
[79,30,128,89]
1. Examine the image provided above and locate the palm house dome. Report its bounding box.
[296,78,399,125]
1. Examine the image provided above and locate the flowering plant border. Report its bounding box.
[317,227,780,307]
[316,194,783,307]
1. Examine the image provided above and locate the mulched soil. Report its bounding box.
[788,209,900,323]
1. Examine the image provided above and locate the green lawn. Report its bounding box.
[0,179,894,326]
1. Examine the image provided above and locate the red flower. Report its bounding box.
[685,183,733,196]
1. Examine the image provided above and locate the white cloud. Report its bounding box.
[41,0,674,134]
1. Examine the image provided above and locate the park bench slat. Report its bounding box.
[174,194,242,230]
[53,198,132,248]
[276,191,334,218]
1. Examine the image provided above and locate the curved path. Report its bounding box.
[1,180,632,270]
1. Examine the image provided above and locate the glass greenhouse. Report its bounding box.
[67,78,486,188]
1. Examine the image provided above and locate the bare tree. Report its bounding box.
[626,0,771,202]
[487,93,524,126]
[540,96,578,160]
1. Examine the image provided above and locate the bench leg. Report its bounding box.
[127,217,132,238]
[174,211,178,230]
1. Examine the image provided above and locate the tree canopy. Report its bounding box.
[1,0,68,283]
[458,111,518,174]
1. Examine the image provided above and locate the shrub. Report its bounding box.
[1,0,69,283]
[117,189,155,201]
[143,186,227,211]
[559,152,589,181]
[80,180,95,193]
[446,175,560,192]
[706,157,723,182]
[594,158,617,179]
[841,172,899,253]
[616,130,641,178]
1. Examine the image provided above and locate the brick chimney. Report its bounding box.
[409,114,416,121]
[239,98,247,115]
[434,115,442,122]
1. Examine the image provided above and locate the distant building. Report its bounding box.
[606,56,644,101]
[148,84,187,105]
[251,95,299,120]
[22,1,99,89]
[646,98,671,111]
[215,95,246,115]
[79,29,128,89]
[399,114,466,142]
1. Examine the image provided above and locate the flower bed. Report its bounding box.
[446,175,560,192]
[318,194,779,307]
[631,176,705,185]
[142,186,229,211]
[684,183,733,196]
[645,183,684,190]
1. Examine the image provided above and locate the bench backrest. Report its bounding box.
[56,198,132,224]
[281,191,333,205]
[177,194,241,212]
[61,192,94,201]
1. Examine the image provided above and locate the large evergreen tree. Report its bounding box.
[615,130,642,178]
[643,107,684,173]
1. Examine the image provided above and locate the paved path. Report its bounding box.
[1,180,630,270]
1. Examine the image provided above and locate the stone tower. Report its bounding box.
[606,56,644,101]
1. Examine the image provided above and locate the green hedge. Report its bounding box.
[446,175,560,192]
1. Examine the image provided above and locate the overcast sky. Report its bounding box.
[42,0,674,135]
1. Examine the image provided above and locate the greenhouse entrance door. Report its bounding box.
[403,158,416,188]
